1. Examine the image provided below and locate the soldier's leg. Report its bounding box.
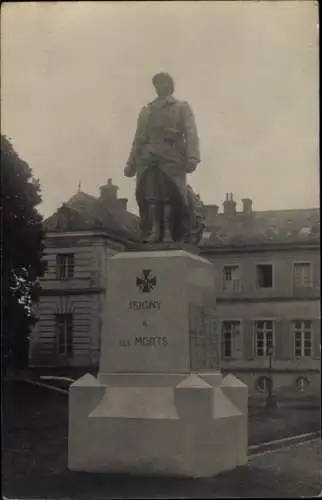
[142,166,161,243]
[162,203,173,242]
[159,171,174,243]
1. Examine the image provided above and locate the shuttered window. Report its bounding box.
[222,266,240,292]
[293,262,312,287]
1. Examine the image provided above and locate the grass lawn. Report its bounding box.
[2,380,321,499]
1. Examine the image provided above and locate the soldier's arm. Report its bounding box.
[181,102,200,164]
[125,107,147,175]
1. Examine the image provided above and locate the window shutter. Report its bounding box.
[220,322,230,362]
[233,322,243,360]
[244,320,255,359]
[56,256,60,279]
[274,319,283,359]
[291,329,295,359]
[56,316,64,354]
[293,264,300,286]
[275,320,291,360]
[312,318,321,359]
[67,255,74,279]
[220,326,225,361]
[67,315,73,355]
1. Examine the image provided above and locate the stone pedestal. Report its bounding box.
[68,250,248,477]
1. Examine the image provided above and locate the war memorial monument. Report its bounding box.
[68,73,248,477]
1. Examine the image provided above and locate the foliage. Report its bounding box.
[1,134,46,370]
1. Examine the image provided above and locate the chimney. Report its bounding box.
[223,192,236,216]
[204,204,219,225]
[210,204,219,216]
[242,198,253,214]
[118,198,128,210]
[100,178,119,202]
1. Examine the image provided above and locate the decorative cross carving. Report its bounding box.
[136,269,157,293]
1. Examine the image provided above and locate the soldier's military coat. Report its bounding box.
[126,95,200,206]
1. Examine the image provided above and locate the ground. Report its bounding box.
[2,380,321,498]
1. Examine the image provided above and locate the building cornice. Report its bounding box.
[200,242,320,254]
[39,288,105,296]
[220,367,320,374]
[45,230,138,247]
[47,231,111,238]
[216,296,320,304]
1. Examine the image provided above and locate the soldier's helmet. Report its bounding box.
[152,72,175,94]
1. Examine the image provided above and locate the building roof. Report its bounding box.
[44,184,140,242]
[201,204,320,248]
[45,187,319,249]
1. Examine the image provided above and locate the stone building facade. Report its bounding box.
[30,185,320,396]
[202,194,320,397]
[29,180,140,368]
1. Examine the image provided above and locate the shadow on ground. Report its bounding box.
[3,460,321,499]
[2,380,321,499]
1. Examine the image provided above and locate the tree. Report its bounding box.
[1,134,46,371]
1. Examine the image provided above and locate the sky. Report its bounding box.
[1,1,319,217]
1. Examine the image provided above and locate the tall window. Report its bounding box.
[293,263,312,288]
[255,320,273,356]
[221,321,240,358]
[56,254,74,280]
[222,265,240,292]
[56,314,73,356]
[292,320,312,357]
[256,265,273,288]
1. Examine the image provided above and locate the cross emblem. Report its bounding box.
[136,269,157,293]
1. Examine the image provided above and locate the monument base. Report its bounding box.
[68,372,248,478]
[69,250,248,477]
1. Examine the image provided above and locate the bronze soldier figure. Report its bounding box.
[124,72,204,244]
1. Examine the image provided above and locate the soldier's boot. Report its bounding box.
[144,203,160,243]
[162,203,174,243]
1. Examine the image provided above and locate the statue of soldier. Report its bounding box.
[124,72,203,244]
